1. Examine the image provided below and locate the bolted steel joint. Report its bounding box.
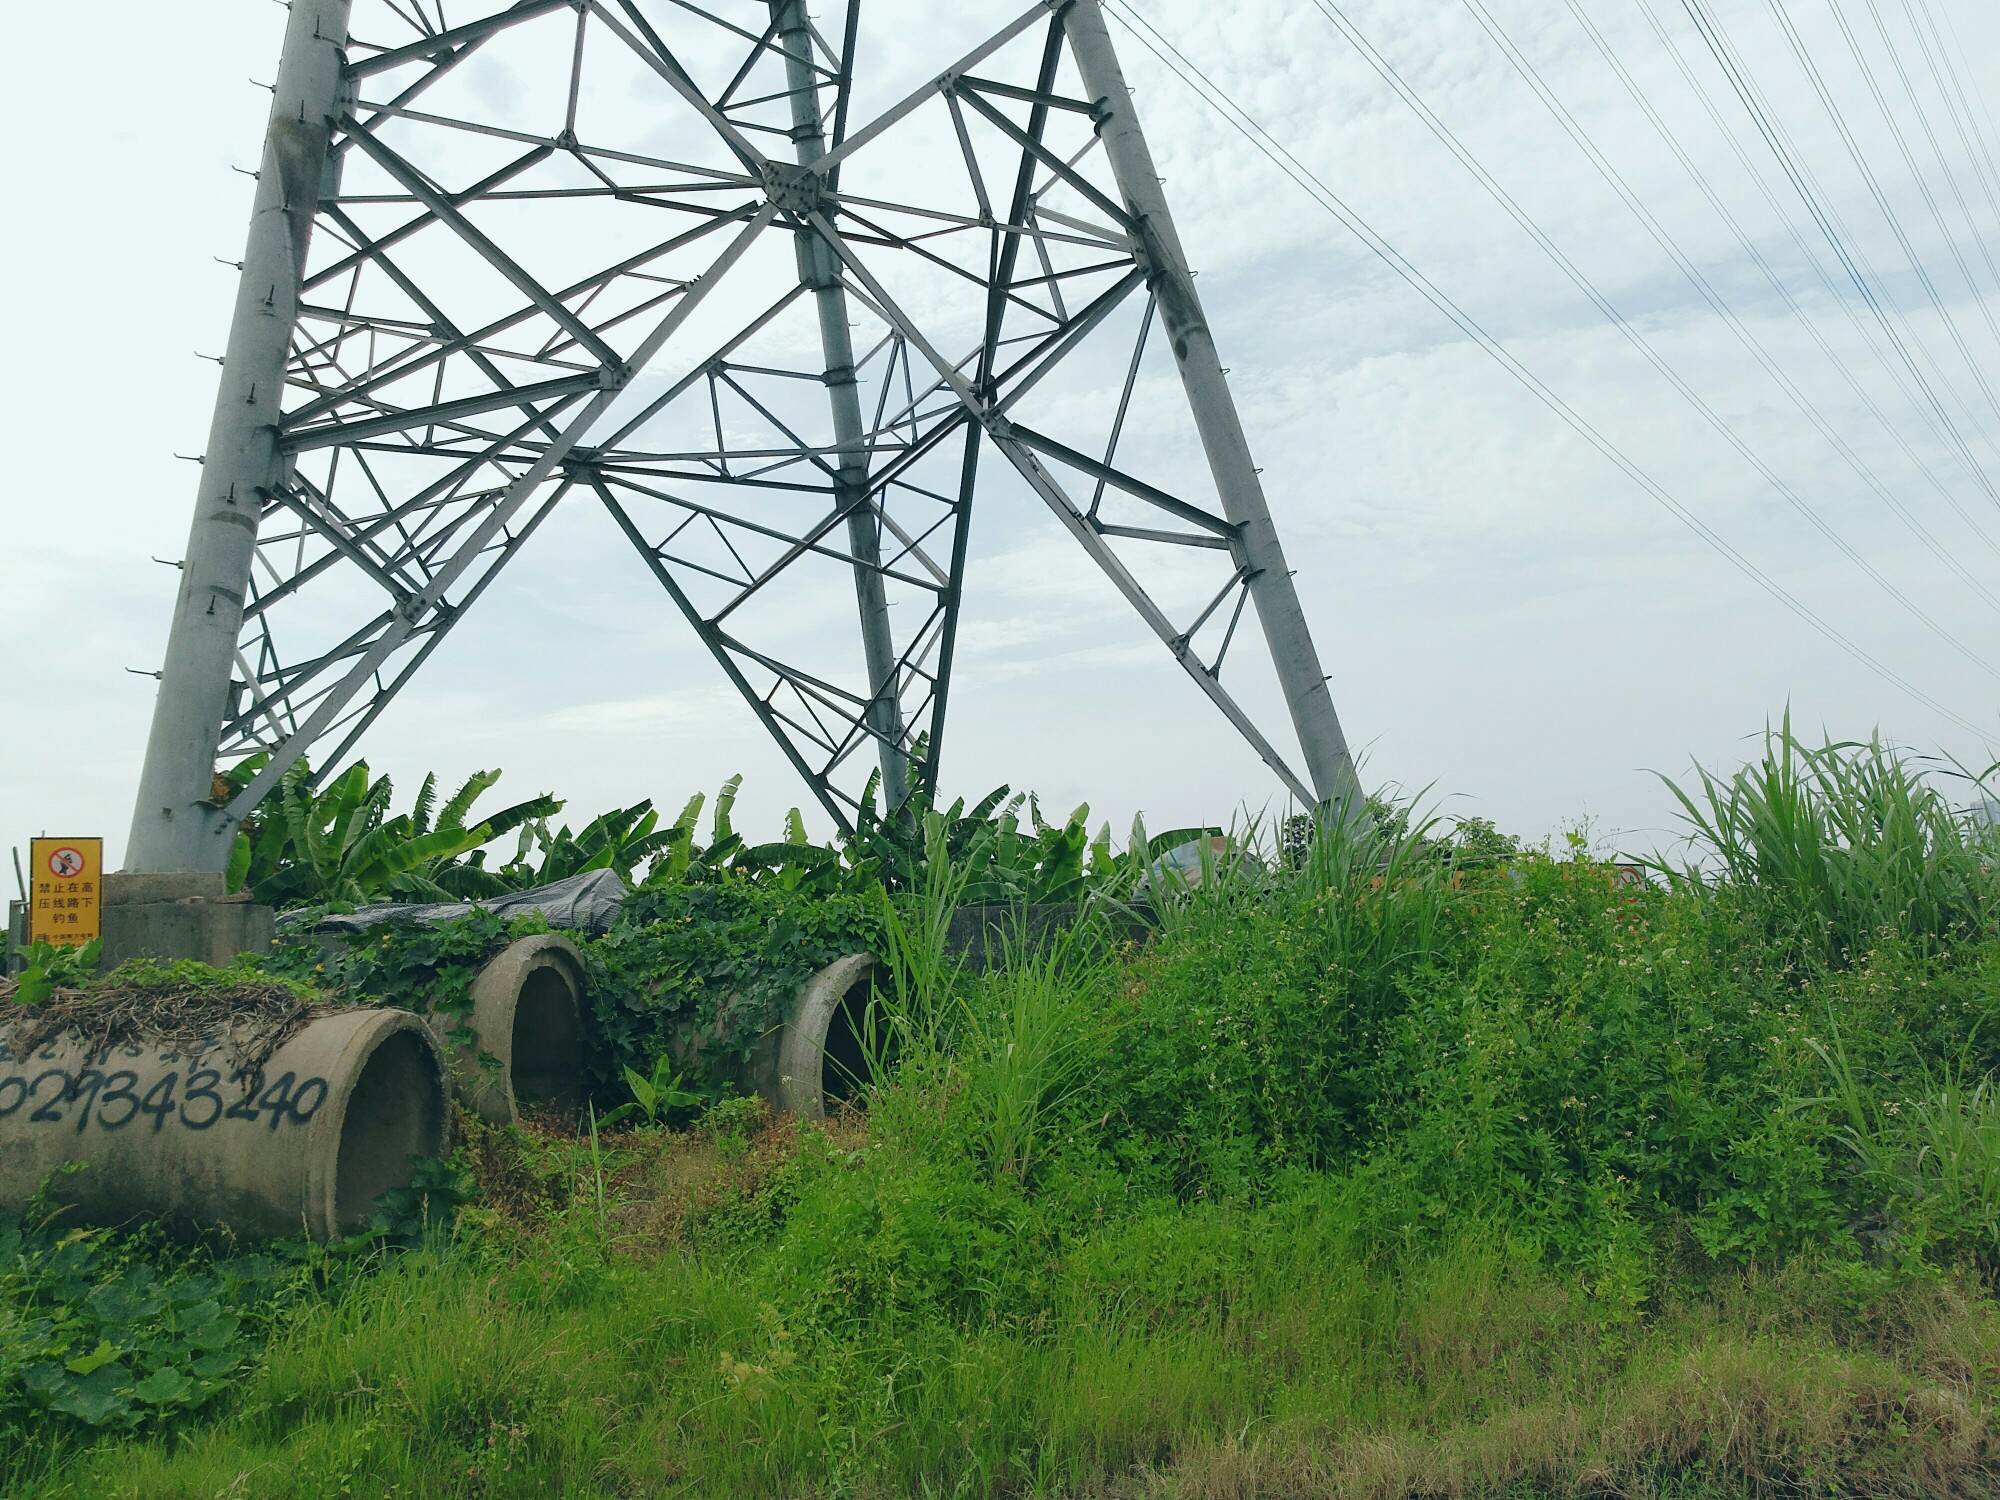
[760,160,824,215]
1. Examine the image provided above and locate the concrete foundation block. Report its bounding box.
[103,872,227,906]
[98,874,276,970]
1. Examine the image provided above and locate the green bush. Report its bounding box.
[1098,809,1467,1188]
[257,909,551,1057]
[750,1127,1041,1335]
[1093,813,2000,1274]
[0,1201,316,1482]
[6,940,103,1007]
[1371,856,1844,1263]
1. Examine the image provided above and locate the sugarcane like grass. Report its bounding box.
[1651,712,1999,972]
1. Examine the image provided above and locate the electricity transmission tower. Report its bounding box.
[126,0,1362,873]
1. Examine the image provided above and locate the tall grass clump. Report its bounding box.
[866,811,969,1072]
[864,814,1132,1191]
[954,917,1121,1185]
[1818,1023,2000,1271]
[1653,716,1998,972]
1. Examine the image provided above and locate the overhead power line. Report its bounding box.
[1460,0,2000,618]
[1761,0,2000,436]
[1680,0,2000,486]
[1918,0,2000,235]
[1851,0,2000,328]
[1098,0,1989,740]
[1629,0,2000,543]
[1303,0,2000,681]
[1900,0,2000,279]
[1561,0,2000,580]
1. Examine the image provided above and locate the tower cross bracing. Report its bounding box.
[126,0,1362,872]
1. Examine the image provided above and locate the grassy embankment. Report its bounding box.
[13,729,2000,1497]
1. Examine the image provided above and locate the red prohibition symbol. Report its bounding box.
[46,847,86,879]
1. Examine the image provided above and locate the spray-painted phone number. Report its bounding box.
[0,1042,327,1133]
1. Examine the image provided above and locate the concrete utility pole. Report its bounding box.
[770,0,911,809]
[126,0,353,873]
[1061,0,1363,813]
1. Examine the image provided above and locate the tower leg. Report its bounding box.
[1060,0,1364,813]
[124,1,352,872]
[772,0,912,808]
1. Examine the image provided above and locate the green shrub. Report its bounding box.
[7,941,103,1007]
[1376,855,1847,1263]
[257,909,550,1060]
[0,1201,310,1480]
[750,1127,1043,1336]
[1099,809,1467,1187]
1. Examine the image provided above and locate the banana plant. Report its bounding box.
[596,1055,706,1129]
[845,780,1125,903]
[233,758,558,908]
[637,789,709,884]
[630,778,769,886]
[734,805,847,893]
[509,801,670,885]
[414,770,564,897]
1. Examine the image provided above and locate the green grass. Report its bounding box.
[10,725,2000,1497]
[25,1184,2000,1497]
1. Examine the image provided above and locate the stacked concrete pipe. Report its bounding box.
[0,1009,448,1241]
[434,933,587,1126]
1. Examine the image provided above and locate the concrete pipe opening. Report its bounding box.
[820,975,874,1107]
[0,1007,448,1241]
[333,1025,450,1227]
[777,953,880,1119]
[442,934,586,1126]
[509,965,584,1111]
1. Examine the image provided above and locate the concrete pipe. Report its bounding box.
[0,1008,447,1241]
[677,953,878,1120]
[437,934,586,1126]
[776,952,879,1119]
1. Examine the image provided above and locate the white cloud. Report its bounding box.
[536,686,745,736]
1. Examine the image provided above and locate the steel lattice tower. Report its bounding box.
[126,0,1362,873]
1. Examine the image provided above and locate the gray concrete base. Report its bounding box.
[99,872,276,971]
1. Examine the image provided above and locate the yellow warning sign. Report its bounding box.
[28,837,102,947]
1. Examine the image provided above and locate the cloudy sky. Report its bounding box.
[3,0,1997,875]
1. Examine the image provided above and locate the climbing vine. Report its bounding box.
[256,909,551,1045]
[584,883,880,1085]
